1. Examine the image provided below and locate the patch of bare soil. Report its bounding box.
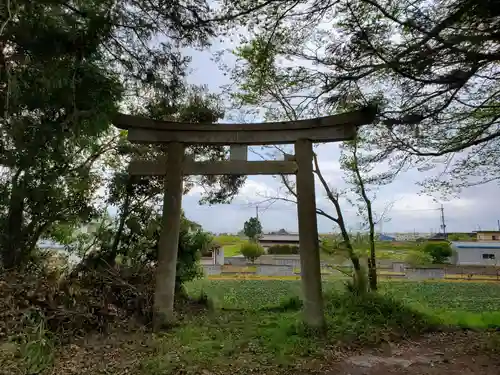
[325,331,500,375]
[49,330,155,375]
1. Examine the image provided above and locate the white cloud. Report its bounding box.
[237,179,276,202]
[185,184,204,196]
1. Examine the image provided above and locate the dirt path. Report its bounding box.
[42,331,500,375]
[324,332,499,375]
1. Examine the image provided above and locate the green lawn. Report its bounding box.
[214,235,244,256]
[215,236,420,261]
[140,280,500,374]
[222,244,241,256]
[214,235,244,246]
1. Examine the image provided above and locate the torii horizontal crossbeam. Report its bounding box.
[129,159,298,176]
[113,107,376,145]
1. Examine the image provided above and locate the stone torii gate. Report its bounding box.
[113,107,376,329]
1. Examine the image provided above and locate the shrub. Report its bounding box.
[405,250,433,266]
[260,295,303,312]
[423,242,453,264]
[267,244,299,255]
[323,291,438,344]
[175,228,207,292]
[240,242,264,263]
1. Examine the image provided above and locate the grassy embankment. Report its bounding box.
[139,280,500,374]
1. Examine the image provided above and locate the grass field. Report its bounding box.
[214,235,244,256]
[214,234,422,260]
[186,279,500,314]
[139,279,500,374]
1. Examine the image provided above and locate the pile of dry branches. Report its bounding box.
[0,265,156,341]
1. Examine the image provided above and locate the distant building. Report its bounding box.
[475,231,500,242]
[451,241,500,266]
[378,234,395,241]
[428,233,448,241]
[259,234,300,249]
[388,232,431,241]
[267,229,290,235]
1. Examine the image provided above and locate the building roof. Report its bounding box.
[473,230,500,233]
[260,234,300,242]
[451,241,500,249]
[379,234,395,241]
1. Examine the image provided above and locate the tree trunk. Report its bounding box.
[311,153,363,285]
[367,204,378,291]
[23,221,50,256]
[107,178,134,266]
[334,205,367,293]
[331,197,362,271]
[351,143,378,291]
[1,171,25,269]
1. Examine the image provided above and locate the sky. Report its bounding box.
[173,43,500,235]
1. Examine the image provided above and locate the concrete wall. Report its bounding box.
[376,259,397,269]
[271,256,301,268]
[225,255,302,267]
[406,268,445,280]
[200,257,214,265]
[445,266,500,276]
[392,262,406,273]
[215,248,224,265]
[256,265,295,276]
[202,265,222,275]
[224,256,247,266]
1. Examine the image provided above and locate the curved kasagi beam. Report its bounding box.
[112,106,377,145]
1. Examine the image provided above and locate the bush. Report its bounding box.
[267,244,299,255]
[423,242,453,264]
[175,228,208,293]
[240,242,264,263]
[322,291,438,344]
[405,250,433,266]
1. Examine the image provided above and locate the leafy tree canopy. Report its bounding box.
[227,0,500,193]
[0,0,273,268]
[243,217,263,241]
[423,242,453,264]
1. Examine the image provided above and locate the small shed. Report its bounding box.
[475,231,500,242]
[451,241,500,266]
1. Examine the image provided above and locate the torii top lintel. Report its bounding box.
[112,106,377,145]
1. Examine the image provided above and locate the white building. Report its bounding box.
[451,241,500,266]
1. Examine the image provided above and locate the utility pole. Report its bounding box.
[439,204,447,238]
[256,205,259,221]
[497,219,500,231]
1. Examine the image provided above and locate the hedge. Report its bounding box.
[267,244,299,255]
